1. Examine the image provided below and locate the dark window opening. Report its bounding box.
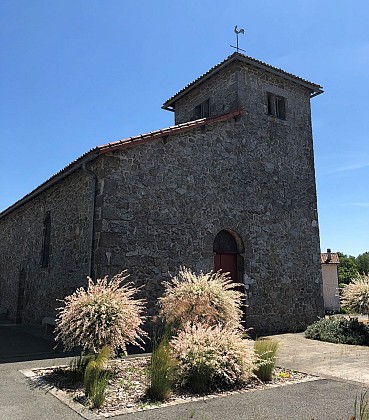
[267,93,286,120]
[16,268,26,324]
[41,212,51,268]
[194,99,210,119]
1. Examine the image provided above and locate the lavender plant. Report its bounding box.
[159,267,244,332]
[55,271,147,353]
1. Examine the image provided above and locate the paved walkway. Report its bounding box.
[0,325,368,420]
[273,332,369,385]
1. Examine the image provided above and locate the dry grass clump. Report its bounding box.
[341,273,369,316]
[159,267,244,331]
[55,271,147,353]
[170,323,256,393]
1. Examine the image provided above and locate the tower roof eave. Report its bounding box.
[162,52,323,111]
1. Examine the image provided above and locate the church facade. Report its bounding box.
[0,52,325,333]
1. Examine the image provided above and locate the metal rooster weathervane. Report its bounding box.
[231,25,246,53]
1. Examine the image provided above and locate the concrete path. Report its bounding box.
[273,332,369,385]
[0,325,368,419]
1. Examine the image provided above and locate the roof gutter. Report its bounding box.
[310,90,324,98]
[0,151,100,220]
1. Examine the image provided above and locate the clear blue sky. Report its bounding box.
[1,0,368,256]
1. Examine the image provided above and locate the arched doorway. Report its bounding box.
[213,230,246,325]
[213,229,244,284]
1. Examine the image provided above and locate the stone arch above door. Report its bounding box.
[213,229,245,255]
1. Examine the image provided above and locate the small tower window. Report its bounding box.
[41,212,51,268]
[267,93,286,120]
[194,99,210,119]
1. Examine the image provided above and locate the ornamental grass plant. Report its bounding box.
[253,338,280,381]
[55,271,147,354]
[170,323,256,393]
[68,353,95,383]
[84,346,112,408]
[146,339,175,401]
[353,390,369,420]
[341,273,369,318]
[159,267,244,332]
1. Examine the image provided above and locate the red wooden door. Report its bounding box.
[214,253,237,282]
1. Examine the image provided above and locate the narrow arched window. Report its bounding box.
[41,212,51,268]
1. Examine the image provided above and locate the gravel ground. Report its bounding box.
[33,356,319,417]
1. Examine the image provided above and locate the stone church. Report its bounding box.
[0,52,325,333]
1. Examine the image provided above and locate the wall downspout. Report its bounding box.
[82,163,98,278]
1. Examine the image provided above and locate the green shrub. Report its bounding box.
[253,339,279,381]
[159,267,244,332]
[170,323,256,393]
[305,317,369,346]
[55,271,147,354]
[146,340,175,401]
[340,306,349,314]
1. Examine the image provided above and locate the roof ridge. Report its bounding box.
[0,110,242,219]
[162,52,323,110]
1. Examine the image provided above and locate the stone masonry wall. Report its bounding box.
[174,61,239,124]
[0,58,324,333]
[93,58,324,333]
[0,167,96,324]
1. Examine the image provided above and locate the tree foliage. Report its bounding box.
[338,252,358,284]
[356,252,369,275]
[337,251,369,284]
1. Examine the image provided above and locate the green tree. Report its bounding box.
[337,252,358,285]
[356,252,369,275]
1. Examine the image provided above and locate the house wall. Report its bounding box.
[0,168,96,324]
[93,61,323,333]
[322,264,340,312]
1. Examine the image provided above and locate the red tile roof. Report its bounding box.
[321,252,340,264]
[98,110,241,154]
[162,52,323,111]
[0,110,242,218]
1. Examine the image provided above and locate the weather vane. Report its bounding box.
[231,25,246,53]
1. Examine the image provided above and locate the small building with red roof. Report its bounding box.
[321,249,340,312]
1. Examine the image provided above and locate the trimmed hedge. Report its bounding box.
[305,317,369,346]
